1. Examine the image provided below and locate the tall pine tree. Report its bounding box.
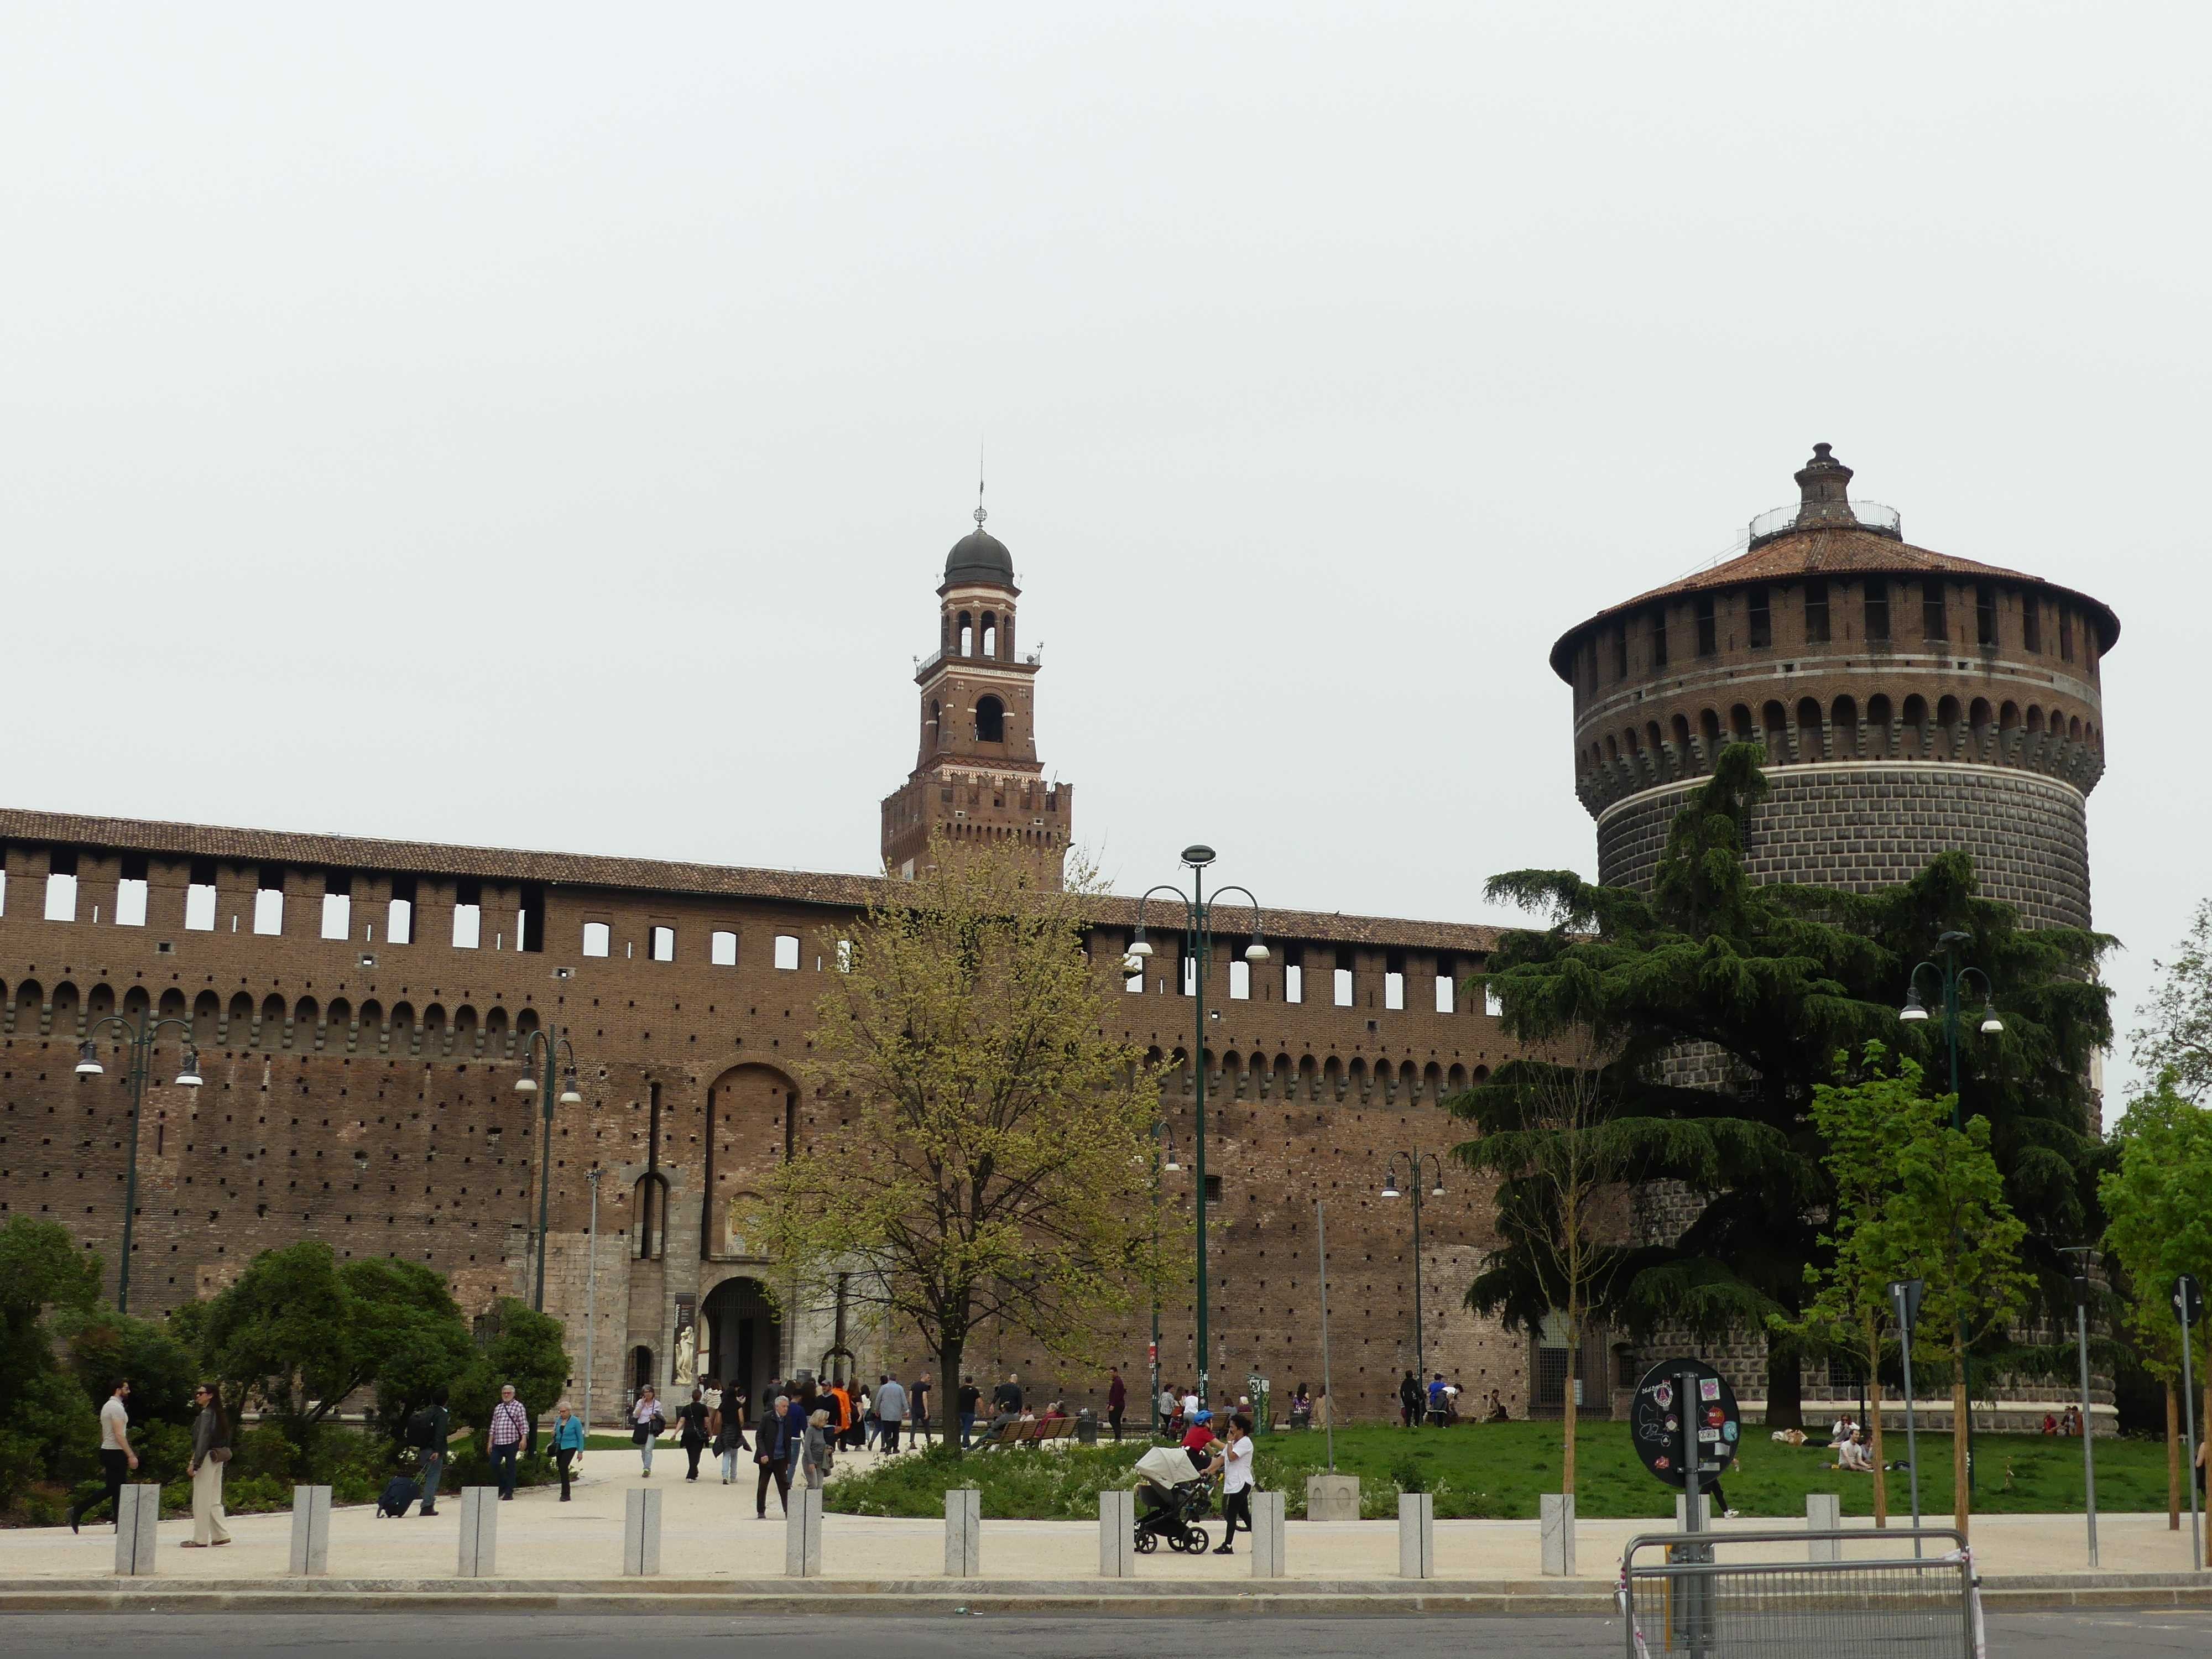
[1457,743,2111,1425]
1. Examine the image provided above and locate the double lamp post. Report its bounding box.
[76,1016,206,1314]
[1126,844,1267,1410]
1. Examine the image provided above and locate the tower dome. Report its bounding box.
[944,515,1014,587]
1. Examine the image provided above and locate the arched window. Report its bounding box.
[1866,693,1893,756]
[1831,695,1859,757]
[974,696,1005,742]
[980,612,998,657]
[928,700,941,752]
[958,611,973,656]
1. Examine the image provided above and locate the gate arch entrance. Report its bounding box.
[701,1276,782,1412]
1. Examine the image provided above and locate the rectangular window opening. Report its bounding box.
[1228,959,1250,1000]
[1611,628,1628,680]
[1284,947,1305,1006]
[2022,595,2042,653]
[1747,586,1772,649]
[2059,608,2074,662]
[649,924,676,963]
[1384,963,1405,1011]
[253,867,285,936]
[1975,583,1997,647]
[1864,581,1890,641]
[1435,972,1455,1015]
[1181,953,1197,998]
[44,849,79,923]
[1203,1174,1223,1203]
[773,934,800,971]
[388,875,417,946]
[116,853,149,928]
[517,881,547,954]
[582,920,611,958]
[1649,611,1668,670]
[186,857,217,932]
[710,928,738,967]
[321,891,351,941]
[1484,984,1505,1018]
[1804,578,1830,643]
[1333,966,1353,1008]
[452,878,483,950]
[1922,580,1947,641]
[1695,595,1717,657]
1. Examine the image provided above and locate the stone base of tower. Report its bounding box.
[1597,761,2090,930]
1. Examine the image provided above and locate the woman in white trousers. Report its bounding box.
[183,1384,232,1547]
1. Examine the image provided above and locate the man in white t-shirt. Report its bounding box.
[70,1379,138,1532]
[1180,1388,1201,1423]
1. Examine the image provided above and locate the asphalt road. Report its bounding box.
[1,1612,2207,1658]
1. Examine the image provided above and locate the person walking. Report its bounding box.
[551,1402,586,1501]
[1158,1382,1177,1436]
[802,1402,832,1491]
[827,1376,855,1453]
[488,1384,528,1500]
[957,1376,982,1449]
[180,1383,232,1547]
[69,1379,137,1533]
[678,1386,711,1481]
[1398,1371,1421,1428]
[874,1373,907,1455]
[755,1392,792,1517]
[409,1387,455,1516]
[909,1373,932,1446]
[632,1384,664,1477]
[1107,1366,1128,1442]
[717,1389,749,1483]
[1204,1412,1256,1555]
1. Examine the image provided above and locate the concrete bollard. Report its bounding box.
[456,1486,498,1577]
[1307,1473,1361,1522]
[1541,1491,1577,1577]
[1249,1491,1286,1578]
[1807,1492,1841,1562]
[1397,1491,1434,1579]
[113,1484,159,1577]
[1098,1489,1134,1578]
[288,1485,332,1577]
[785,1485,822,1577]
[944,1487,980,1576]
[624,1488,663,1575]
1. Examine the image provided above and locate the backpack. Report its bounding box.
[376,1475,421,1519]
[406,1406,439,1449]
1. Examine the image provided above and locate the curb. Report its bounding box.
[3,1572,2208,1616]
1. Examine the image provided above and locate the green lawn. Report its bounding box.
[821,1423,2175,1521]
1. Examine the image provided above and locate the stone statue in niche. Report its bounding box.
[674,1323,697,1386]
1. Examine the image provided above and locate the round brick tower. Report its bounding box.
[1552,445,2118,929]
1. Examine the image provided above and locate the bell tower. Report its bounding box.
[879,502,1072,885]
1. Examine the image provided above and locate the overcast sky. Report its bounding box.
[3,3,2204,1116]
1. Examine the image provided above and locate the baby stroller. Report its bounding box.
[1131,1446,1213,1554]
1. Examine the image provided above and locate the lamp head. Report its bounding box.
[559,1070,583,1106]
[1181,844,1217,868]
[1380,1168,1402,1200]
[514,1074,539,1094]
[1431,1179,1445,1198]
[1979,1003,2004,1035]
[1243,936,1270,962]
[75,1042,103,1077]
[1898,988,1929,1022]
[175,1052,204,1088]
[1127,931,1154,959]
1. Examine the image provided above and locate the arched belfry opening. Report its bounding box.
[974,695,1005,743]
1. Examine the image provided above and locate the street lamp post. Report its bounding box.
[514,1027,583,1313]
[1125,845,1267,1410]
[582,1167,602,1431]
[76,1018,205,1314]
[1899,929,2004,1496]
[1150,1131,1182,1434]
[1380,1150,1447,1394]
[2062,1246,2100,1567]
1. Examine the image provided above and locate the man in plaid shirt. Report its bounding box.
[488,1384,528,1500]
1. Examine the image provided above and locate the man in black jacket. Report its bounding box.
[412,1389,454,1516]
[1398,1371,1421,1430]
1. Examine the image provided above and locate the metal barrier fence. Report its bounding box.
[1619,1528,1979,1659]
